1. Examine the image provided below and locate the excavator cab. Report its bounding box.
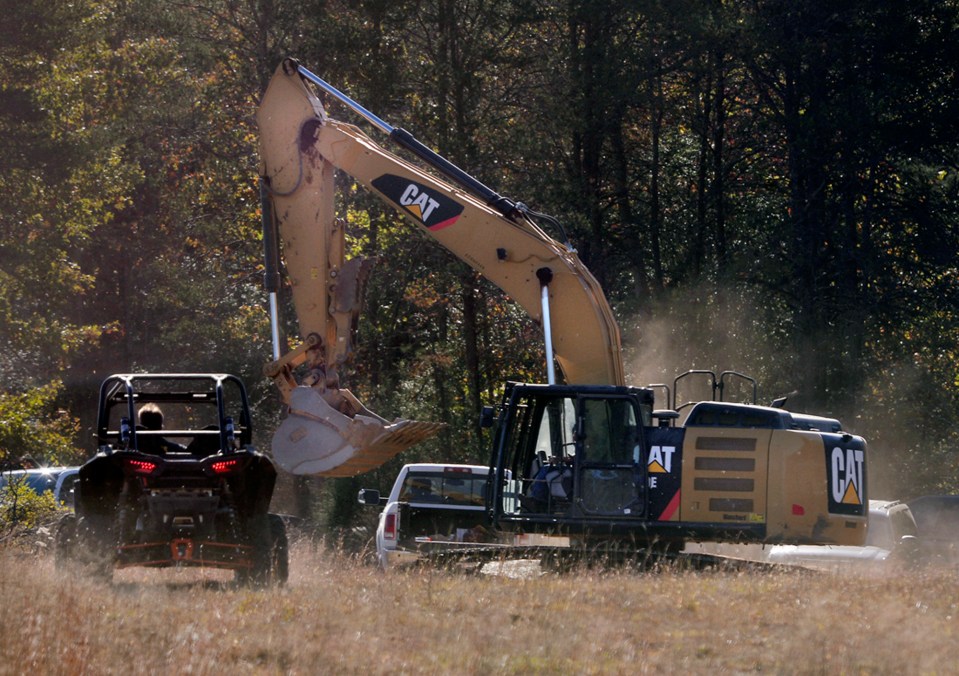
[489,383,657,533]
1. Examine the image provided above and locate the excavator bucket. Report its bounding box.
[271,387,444,477]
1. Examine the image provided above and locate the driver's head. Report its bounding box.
[139,403,164,431]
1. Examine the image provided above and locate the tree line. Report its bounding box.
[2,0,958,520]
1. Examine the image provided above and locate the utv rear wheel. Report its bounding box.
[54,514,77,571]
[237,514,288,587]
[56,514,113,581]
[268,513,289,584]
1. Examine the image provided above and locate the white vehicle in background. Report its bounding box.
[52,468,79,508]
[359,463,503,569]
[767,500,919,572]
[905,494,959,566]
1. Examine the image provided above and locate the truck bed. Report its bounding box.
[395,502,489,549]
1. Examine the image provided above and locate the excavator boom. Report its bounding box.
[257,59,623,476]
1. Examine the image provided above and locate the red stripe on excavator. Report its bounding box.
[427,215,462,231]
[657,490,681,521]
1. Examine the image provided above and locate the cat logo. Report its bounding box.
[371,174,465,231]
[830,446,864,506]
[399,183,440,222]
[648,445,675,474]
[647,445,676,489]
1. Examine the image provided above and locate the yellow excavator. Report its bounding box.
[256,58,867,548]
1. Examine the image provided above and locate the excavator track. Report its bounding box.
[413,545,809,575]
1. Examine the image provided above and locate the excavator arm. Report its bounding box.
[257,59,624,476]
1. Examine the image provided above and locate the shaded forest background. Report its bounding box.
[2,0,958,528]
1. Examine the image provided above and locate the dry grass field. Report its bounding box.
[1,538,957,675]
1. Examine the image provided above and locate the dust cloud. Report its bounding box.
[620,284,782,409]
[615,283,954,502]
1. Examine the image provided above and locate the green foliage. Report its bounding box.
[0,382,82,468]
[0,481,63,540]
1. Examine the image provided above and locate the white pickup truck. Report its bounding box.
[358,463,499,569]
[765,499,920,571]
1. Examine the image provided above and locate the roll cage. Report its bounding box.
[96,373,253,456]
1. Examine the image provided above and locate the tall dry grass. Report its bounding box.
[1,538,957,674]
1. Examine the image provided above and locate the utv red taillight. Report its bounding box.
[126,459,158,475]
[201,453,252,478]
[210,458,240,475]
[384,513,397,540]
